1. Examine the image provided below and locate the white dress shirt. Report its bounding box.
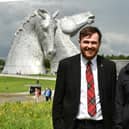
[76,54,103,120]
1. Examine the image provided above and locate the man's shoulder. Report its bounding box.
[60,54,80,63]
[97,55,116,65]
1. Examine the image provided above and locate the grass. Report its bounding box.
[28,74,56,77]
[0,75,55,129]
[0,101,53,129]
[0,76,55,93]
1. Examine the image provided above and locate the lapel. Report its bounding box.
[72,55,106,106]
[97,55,105,103]
[71,54,81,103]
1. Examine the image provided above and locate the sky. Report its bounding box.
[0,0,129,59]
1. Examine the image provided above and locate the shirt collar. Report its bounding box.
[81,54,97,66]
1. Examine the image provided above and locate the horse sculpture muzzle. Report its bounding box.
[88,15,95,24]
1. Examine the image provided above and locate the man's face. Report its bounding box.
[79,33,100,60]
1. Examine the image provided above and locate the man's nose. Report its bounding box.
[87,42,92,48]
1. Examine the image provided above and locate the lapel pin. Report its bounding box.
[100,64,104,67]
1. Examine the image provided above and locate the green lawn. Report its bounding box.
[0,75,55,129]
[0,101,53,129]
[0,76,55,93]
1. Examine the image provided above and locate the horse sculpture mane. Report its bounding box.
[3,9,95,74]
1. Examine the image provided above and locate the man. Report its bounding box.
[113,63,129,129]
[52,26,116,129]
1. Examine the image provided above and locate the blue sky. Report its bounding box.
[0,0,129,59]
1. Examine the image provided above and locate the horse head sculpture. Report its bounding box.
[3,9,58,74]
[50,11,95,74]
[3,9,95,74]
[36,9,59,60]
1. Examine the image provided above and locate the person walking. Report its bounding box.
[44,88,52,101]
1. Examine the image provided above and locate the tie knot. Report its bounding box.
[87,61,91,65]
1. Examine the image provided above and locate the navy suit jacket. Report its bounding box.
[52,54,116,129]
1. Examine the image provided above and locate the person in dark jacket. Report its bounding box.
[52,26,116,129]
[113,63,129,129]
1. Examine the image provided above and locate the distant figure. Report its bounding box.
[36,79,39,84]
[44,88,52,101]
[34,87,41,102]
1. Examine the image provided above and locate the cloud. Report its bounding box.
[104,32,129,45]
[100,32,129,55]
[0,0,24,2]
[0,0,129,58]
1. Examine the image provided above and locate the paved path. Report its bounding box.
[0,74,55,104]
[0,74,56,80]
[0,92,35,104]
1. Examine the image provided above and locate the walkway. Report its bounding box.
[0,74,56,80]
[0,74,55,104]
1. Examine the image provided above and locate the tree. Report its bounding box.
[0,59,5,71]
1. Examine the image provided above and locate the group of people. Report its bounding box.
[52,26,129,129]
[34,80,52,102]
[34,87,52,102]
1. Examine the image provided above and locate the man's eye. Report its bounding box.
[91,41,97,44]
[83,41,97,44]
[83,41,89,44]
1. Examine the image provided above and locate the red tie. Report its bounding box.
[86,61,96,117]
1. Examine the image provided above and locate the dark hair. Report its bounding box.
[79,26,102,42]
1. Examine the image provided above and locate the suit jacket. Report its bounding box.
[113,63,129,129]
[52,54,116,129]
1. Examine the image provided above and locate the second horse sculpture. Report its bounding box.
[3,9,95,74]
